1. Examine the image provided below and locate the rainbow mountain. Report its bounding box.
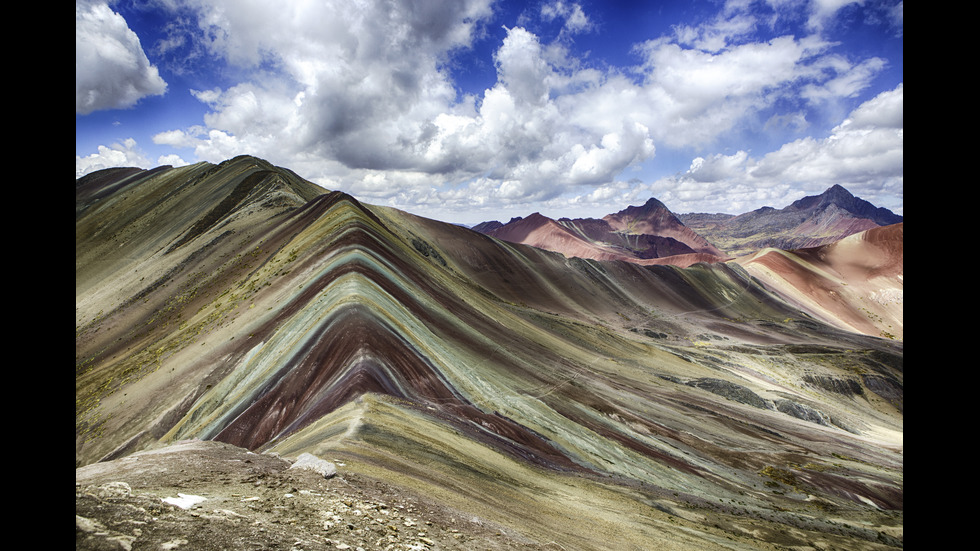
[76,155,903,550]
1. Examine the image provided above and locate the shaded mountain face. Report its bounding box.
[77,156,902,550]
[787,185,902,224]
[475,199,730,267]
[679,185,903,257]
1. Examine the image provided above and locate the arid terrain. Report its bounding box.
[77,437,902,551]
[76,156,902,550]
[77,439,557,551]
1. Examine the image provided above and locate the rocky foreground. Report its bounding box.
[77,437,902,551]
[77,440,550,551]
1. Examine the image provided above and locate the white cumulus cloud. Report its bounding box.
[75,138,152,178]
[76,1,167,115]
[648,83,904,215]
[76,0,901,223]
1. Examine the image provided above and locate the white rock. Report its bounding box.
[289,452,337,478]
[162,493,207,509]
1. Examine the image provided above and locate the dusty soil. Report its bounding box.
[76,440,559,551]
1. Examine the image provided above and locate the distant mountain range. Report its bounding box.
[476,184,902,264]
[679,184,903,258]
[474,197,730,268]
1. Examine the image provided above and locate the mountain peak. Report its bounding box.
[680,184,902,257]
[642,196,669,209]
[821,184,855,203]
[797,184,854,208]
[605,196,682,227]
[613,197,670,216]
[789,185,901,226]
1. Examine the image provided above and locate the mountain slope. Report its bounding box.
[77,157,903,550]
[680,185,903,257]
[737,223,903,340]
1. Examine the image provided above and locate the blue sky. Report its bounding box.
[76,0,903,225]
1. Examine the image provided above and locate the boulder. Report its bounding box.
[288,453,337,478]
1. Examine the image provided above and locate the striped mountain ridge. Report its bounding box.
[76,156,903,550]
